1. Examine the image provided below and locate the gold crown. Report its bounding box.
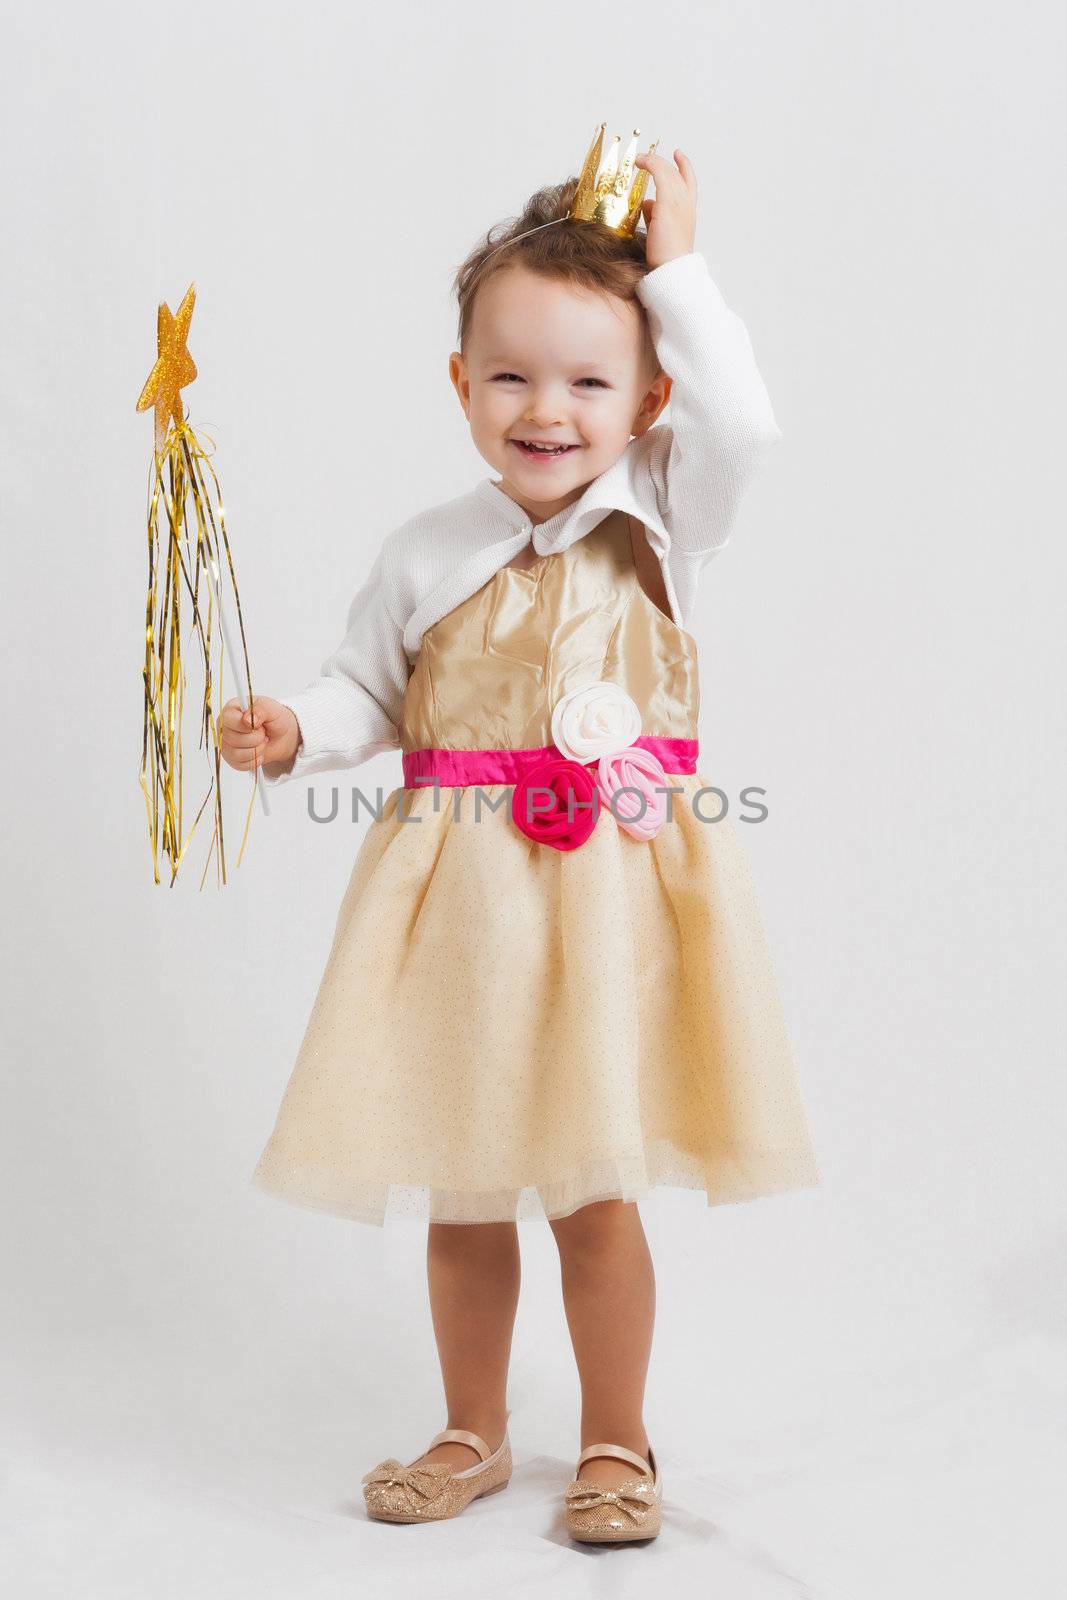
[568,122,659,238]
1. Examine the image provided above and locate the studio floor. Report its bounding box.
[6,1326,1063,1600]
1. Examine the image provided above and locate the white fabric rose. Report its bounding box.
[551,681,643,763]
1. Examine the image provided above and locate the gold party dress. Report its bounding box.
[252,510,820,1224]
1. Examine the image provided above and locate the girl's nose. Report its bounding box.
[524,402,568,427]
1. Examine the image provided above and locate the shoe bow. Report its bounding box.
[564,1479,656,1520]
[361,1458,452,1503]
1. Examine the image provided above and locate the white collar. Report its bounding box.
[472,431,669,559]
[403,440,670,659]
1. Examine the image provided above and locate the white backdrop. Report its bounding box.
[3,3,1064,1596]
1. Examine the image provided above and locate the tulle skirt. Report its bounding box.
[252,776,820,1225]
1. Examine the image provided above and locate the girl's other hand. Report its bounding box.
[633,148,698,270]
[219,695,300,773]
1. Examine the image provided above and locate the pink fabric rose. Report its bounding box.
[511,757,600,851]
[595,744,671,841]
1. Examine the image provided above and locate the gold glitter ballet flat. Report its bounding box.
[361,1426,512,1523]
[563,1442,662,1543]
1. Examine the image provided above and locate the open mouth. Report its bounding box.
[510,440,580,461]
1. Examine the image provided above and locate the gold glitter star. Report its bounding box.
[137,283,198,450]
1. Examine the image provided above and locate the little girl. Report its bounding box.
[221,138,819,1544]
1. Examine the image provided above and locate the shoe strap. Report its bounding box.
[577,1441,652,1476]
[428,1428,493,1462]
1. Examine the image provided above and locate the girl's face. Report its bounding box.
[449,264,671,525]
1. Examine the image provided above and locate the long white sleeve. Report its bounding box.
[260,540,408,788]
[634,252,782,560]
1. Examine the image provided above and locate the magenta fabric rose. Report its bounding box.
[512,757,600,851]
[595,745,671,841]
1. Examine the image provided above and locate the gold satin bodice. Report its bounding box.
[400,510,700,754]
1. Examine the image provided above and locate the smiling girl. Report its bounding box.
[221,135,819,1543]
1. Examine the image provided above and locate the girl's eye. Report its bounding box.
[490,374,607,388]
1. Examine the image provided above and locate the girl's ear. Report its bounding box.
[632,373,672,438]
[448,352,470,415]
[647,371,672,413]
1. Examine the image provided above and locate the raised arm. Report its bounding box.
[260,539,409,788]
[635,249,782,557]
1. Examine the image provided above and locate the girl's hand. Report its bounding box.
[633,148,698,270]
[219,694,300,773]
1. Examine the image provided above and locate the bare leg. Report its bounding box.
[409,1220,520,1471]
[549,1199,656,1488]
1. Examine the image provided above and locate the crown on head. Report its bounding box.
[568,122,659,238]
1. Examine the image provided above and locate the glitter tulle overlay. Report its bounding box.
[252,511,820,1224]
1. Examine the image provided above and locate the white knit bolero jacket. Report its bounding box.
[262,250,781,787]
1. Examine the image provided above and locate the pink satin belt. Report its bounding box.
[402,736,699,789]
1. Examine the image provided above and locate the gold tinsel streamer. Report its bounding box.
[137,284,259,887]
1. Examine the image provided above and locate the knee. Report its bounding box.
[549,1198,637,1263]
